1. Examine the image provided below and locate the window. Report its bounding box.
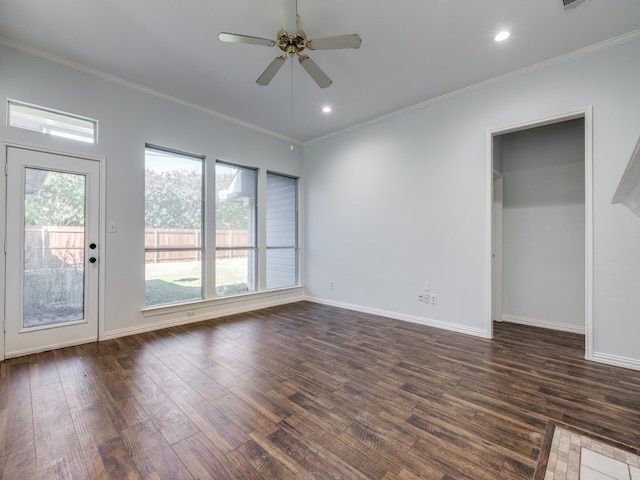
[144,150,298,308]
[215,162,257,296]
[8,100,97,143]
[266,172,298,289]
[144,146,204,307]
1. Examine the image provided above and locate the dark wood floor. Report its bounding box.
[1,301,639,479]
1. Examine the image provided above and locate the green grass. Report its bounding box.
[144,257,251,306]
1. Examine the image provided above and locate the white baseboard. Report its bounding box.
[591,352,640,372]
[501,314,585,334]
[103,290,305,341]
[4,336,97,359]
[306,296,489,338]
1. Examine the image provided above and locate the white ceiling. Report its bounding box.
[1,0,639,142]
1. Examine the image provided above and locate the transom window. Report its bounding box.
[8,100,97,144]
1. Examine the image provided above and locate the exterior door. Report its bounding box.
[5,146,100,357]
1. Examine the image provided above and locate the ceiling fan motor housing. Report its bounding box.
[277,28,307,56]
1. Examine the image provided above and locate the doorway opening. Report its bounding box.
[486,108,593,360]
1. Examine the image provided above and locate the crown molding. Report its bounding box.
[305,29,640,146]
[2,28,638,149]
[0,37,302,146]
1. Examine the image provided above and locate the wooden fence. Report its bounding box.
[145,228,249,262]
[24,226,85,269]
[24,226,249,267]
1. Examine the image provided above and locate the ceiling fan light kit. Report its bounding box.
[218,0,361,88]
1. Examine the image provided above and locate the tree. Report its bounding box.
[25,170,85,226]
[26,167,252,231]
[215,171,251,231]
[145,168,202,229]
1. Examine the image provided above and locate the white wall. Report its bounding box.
[2,35,640,370]
[304,36,640,368]
[0,44,304,344]
[500,119,585,332]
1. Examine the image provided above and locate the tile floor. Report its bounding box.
[544,425,640,480]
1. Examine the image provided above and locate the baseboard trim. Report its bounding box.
[4,337,97,359]
[306,296,489,338]
[501,314,585,334]
[103,292,305,340]
[591,352,640,372]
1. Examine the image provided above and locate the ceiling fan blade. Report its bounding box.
[307,34,362,50]
[256,56,287,86]
[298,55,332,88]
[279,0,298,34]
[218,32,274,47]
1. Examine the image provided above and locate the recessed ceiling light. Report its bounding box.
[495,31,510,42]
[322,106,332,113]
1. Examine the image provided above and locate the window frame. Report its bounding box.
[144,144,206,307]
[214,160,259,297]
[266,171,299,289]
[7,99,98,144]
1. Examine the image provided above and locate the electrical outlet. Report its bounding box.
[187,310,195,317]
[418,292,425,302]
[430,294,438,305]
[330,281,334,290]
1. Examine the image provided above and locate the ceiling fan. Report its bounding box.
[218,0,361,88]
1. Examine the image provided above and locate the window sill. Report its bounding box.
[141,285,304,318]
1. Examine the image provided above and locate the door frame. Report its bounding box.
[491,171,503,323]
[485,107,594,360]
[1,142,106,360]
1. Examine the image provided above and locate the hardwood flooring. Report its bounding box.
[1,301,639,479]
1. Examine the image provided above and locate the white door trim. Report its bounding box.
[491,173,503,323]
[485,107,594,361]
[2,142,106,360]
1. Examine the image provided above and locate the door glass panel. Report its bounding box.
[23,168,86,328]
